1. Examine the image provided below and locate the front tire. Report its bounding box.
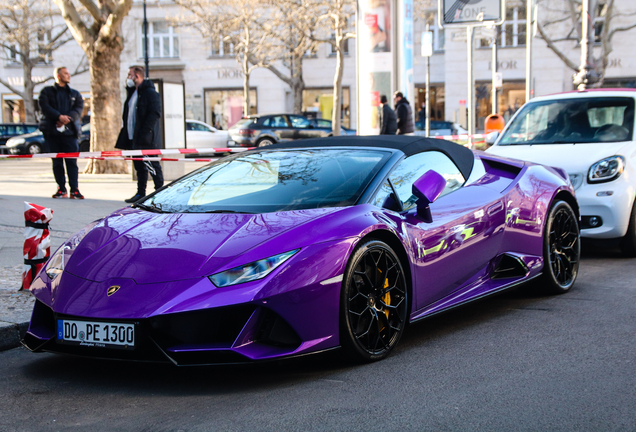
[340,240,408,362]
[620,199,636,257]
[27,143,41,155]
[540,200,580,294]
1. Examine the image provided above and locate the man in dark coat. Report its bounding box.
[394,91,415,135]
[39,66,85,199]
[379,95,397,135]
[116,65,164,203]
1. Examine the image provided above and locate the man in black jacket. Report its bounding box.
[379,95,397,135]
[116,66,164,203]
[39,66,84,199]
[393,91,415,135]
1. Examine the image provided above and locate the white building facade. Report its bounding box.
[2,0,636,134]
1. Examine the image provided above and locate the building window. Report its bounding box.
[211,35,233,57]
[502,4,526,47]
[37,30,52,64]
[594,2,607,43]
[329,37,350,56]
[302,87,351,128]
[141,21,179,59]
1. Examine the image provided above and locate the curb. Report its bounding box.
[0,321,28,351]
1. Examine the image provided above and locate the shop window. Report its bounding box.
[204,88,257,130]
[302,87,351,128]
[141,21,179,59]
[473,81,525,131]
[415,85,445,126]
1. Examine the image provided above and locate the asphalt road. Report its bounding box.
[1,243,635,431]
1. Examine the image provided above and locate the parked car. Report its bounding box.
[186,119,232,149]
[23,135,579,365]
[486,89,636,255]
[0,123,39,154]
[5,124,90,155]
[309,118,357,135]
[228,114,335,147]
[414,120,468,137]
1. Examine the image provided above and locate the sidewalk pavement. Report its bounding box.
[0,158,207,351]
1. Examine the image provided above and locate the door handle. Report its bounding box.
[487,202,504,216]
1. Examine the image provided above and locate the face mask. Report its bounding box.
[126,78,135,88]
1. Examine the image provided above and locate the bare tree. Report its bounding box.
[53,0,133,174]
[0,0,86,122]
[303,0,355,135]
[172,0,272,117]
[536,0,636,87]
[263,0,320,114]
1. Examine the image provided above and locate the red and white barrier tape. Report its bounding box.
[0,147,251,160]
[431,134,486,141]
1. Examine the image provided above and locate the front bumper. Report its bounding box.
[22,299,318,365]
[575,176,635,239]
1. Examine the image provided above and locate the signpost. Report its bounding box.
[421,28,433,137]
[438,0,505,147]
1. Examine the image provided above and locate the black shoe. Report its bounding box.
[70,190,84,200]
[52,188,68,199]
[125,193,145,203]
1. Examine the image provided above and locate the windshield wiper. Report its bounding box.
[132,202,166,213]
[203,209,252,214]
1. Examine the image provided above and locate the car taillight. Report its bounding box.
[238,129,255,137]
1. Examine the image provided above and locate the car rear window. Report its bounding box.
[230,118,255,129]
[499,96,635,145]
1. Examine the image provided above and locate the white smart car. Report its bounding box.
[486,89,636,255]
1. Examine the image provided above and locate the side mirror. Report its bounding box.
[485,131,500,145]
[412,170,446,223]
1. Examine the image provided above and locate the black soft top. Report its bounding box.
[261,135,475,180]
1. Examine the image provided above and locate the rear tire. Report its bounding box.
[257,138,274,147]
[340,240,408,362]
[79,140,90,153]
[539,200,580,294]
[620,200,636,257]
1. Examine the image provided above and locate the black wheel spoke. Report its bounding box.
[547,205,580,289]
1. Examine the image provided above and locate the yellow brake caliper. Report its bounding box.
[382,277,391,320]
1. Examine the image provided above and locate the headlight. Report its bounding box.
[7,138,25,147]
[45,246,70,281]
[209,249,300,287]
[588,156,624,183]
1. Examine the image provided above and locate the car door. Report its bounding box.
[262,115,292,141]
[288,115,323,139]
[372,151,506,309]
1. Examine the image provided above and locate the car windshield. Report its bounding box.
[498,96,635,145]
[142,149,391,213]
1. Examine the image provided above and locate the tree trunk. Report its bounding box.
[242,56,251,116]
[332,40,345,136]
[22,62,36,123]
[291,76,304,114]
[83,45,128,174]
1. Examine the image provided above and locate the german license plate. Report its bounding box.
[57,319,135,349]
[227,140,236,147]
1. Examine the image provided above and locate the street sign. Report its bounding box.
[494,72,503,88]
[421,31,433,57]
[438,0,505,28]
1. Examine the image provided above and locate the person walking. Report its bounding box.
[379,95,397,135]
[394,91,415,135]
[39,66,85,199]
[116,65,164,203]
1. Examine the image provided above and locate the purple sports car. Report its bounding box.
[23,136,580,364]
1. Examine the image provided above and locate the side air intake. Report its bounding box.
[491,254,529,279]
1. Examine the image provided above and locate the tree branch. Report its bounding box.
[537,21,579,72]
[0,77,25,97]
[76,0,103,23]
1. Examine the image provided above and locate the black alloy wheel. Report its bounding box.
[340,240,408,362]
[541,200,580,294]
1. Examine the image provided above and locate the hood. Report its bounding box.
[64,207,338,284]
[487,141,633,174]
